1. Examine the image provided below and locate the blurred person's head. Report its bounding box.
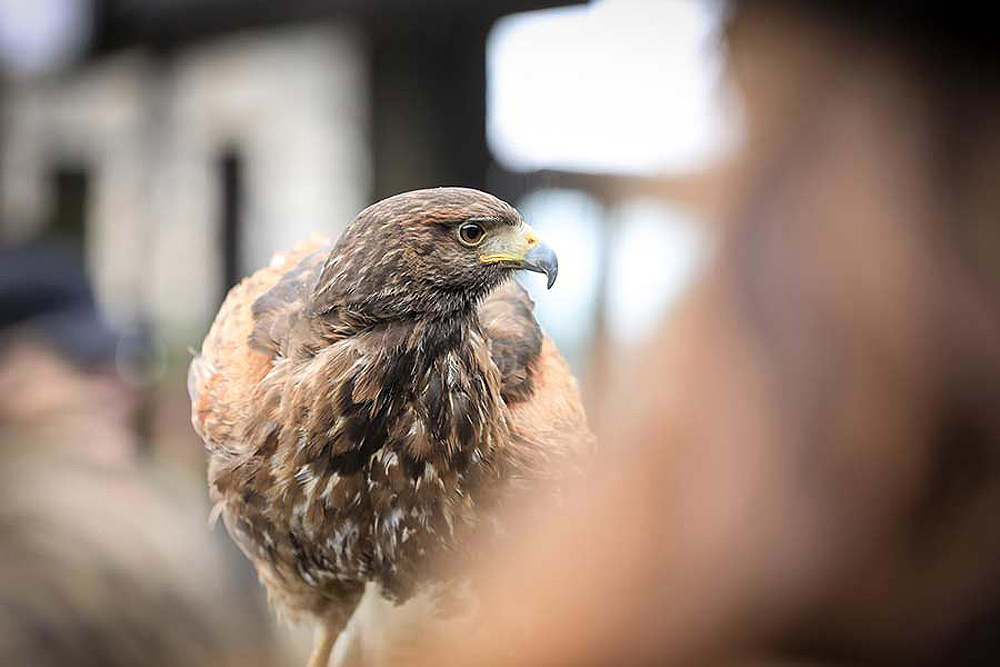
[405,3,1000,667]
[0,241,135,463]
[0,456,286,667]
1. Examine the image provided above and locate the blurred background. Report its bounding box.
[0,0,729,662]
[8,1,1000,665]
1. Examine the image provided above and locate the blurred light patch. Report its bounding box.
[0,0,91,77]
[608,199,707,345]
[487,0,728,175]
[517,188,604,373]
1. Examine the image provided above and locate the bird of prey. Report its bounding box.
[188,188,594,667]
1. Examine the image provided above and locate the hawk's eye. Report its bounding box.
[457,222,486,247]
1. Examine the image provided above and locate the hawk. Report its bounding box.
[188,188,594,666]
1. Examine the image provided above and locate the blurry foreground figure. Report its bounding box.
[409,3,1000,667]
[0,242,285,667]
[0,242,134,464]
[189,189,593,667]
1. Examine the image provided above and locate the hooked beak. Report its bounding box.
[479,223,560,289]
[521,242,559,289]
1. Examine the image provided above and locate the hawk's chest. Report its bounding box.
[242,324,509,599]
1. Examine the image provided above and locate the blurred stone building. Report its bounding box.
[2,27,364,342]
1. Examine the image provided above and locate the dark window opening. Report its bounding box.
[217,146,244,301]
[46,164,91,254]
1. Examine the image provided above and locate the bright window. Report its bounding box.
[487,0,729,175]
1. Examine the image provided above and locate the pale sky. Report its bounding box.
[0,0,91,77]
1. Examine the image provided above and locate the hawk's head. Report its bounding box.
[313,188,557,321]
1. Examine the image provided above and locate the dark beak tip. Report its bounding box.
[522,243,559,290]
